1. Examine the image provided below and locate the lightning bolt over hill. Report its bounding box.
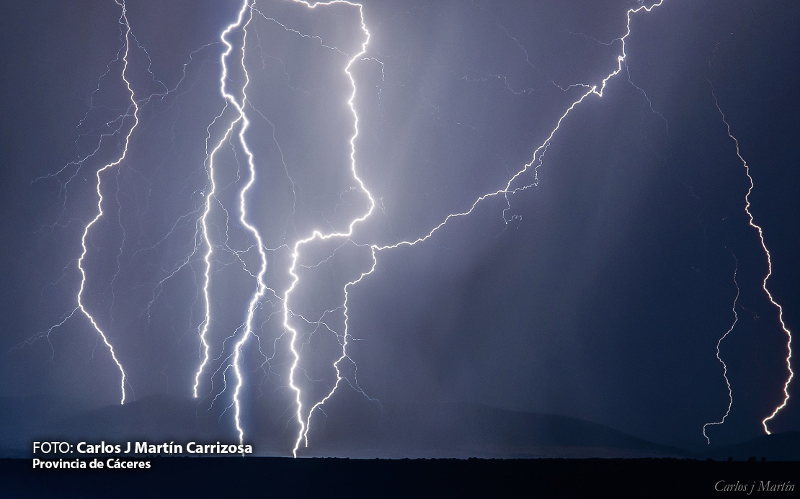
[17,0,795,456]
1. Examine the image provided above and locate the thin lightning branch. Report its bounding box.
[625,64,668,134]
[74,0,139,405]
[703,250,739,444]
[375,89,594,251]
[252,7,348,56]
[376,1,666,251]
[12,307,79,356]
[302,246,377,447]
[708,81,794,435]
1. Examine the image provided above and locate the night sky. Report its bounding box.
[1,0,798,457]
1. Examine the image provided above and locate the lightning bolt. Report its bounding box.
[708,81,794,435]
[190,0,273,448]
[193,0,254,400]
[28,0,795,457]
[76,0,139,405]
[299,245,378,451]
[280,0,376,458]
[374,0,666,253]
[703,250,739,444]
[26,0,674,453]
[27,0,222,404]
[286,0,671,456]
[226,3,268,446]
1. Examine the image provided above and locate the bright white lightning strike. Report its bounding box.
[191,0,268,446]
[282,0,376,458]
[27,0,795,457]
[28,0,677,453]
[288,0,670,456]
[228,4,268,446]
[76,0,138,405]
[708,82,794,435]
[29,0,222,406]
[193,0,253,399]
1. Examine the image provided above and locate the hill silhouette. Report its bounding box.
[3,394,798,460]
[304,401,691,458]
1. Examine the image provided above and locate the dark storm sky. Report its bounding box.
[0,0,797,453]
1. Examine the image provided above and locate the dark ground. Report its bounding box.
[2,456,797,498]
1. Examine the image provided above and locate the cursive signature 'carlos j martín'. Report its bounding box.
[715,480,795,494]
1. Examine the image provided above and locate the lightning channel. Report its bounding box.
[34,0,790,457]
[708,81,794,435]
[228,3,267,446]
[193,0,255,400]
[28,0,225,405]
[191,1,273,449]
[301,245,377,448]
[75,0,139,404]
[279,0,376,457]
[285,0,670,456]
[290,0,667,455]
[702,250,739,444]
[375,0,666,251]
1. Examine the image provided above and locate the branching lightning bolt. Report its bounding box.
[27,0,673,453]
[190,0,270,448]
[285,0,670,456]
[228,3,268,446]
[300,246,378,449]
[708,82,794,435]
[76,0,139,404]
[29,0,795,457]
[374,1,666,252]
[282,0,376,458]
[193,0,254,400]
[28,0,223,404]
